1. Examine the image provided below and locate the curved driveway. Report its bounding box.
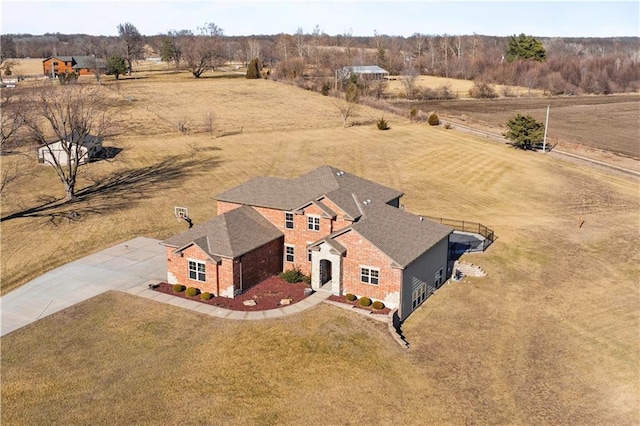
[1,237,166,336]
[1,237,332,337]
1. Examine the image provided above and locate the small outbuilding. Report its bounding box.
[37,133,103,166]
[337,65,389,81]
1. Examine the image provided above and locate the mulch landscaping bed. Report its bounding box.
[153,276,311,311]
[328,294,391,316]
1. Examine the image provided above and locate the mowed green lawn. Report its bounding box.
[1,75,639,424]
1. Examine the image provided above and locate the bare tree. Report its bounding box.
[335,101,357,128]
[86,56,105,85]
[1,89,27,154]
[0,157,29,196]
[23,83,112,201]
[117,22,144,75]
[182,22,224,78]
[183,35,213,78]
[162,29,191,70]
[342,29,354,66]
[294,27,306,59]
[402,68,420,99]
[200,22,224,68]
[370,79,388,100]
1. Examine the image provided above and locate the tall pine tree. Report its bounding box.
[506,34,546,62]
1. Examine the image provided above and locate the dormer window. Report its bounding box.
[285,212,294,229]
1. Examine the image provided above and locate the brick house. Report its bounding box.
[162,166,453,320]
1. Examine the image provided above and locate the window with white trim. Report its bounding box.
[188,260,206,282]
[285,245,295,263]
[434,268,443,287]
[285,212,294,229]
[307,215,320,231]
[360,267,379,285]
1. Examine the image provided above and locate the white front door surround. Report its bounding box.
[310,243,342,295]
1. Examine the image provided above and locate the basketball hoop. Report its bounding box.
[174,206,189,222]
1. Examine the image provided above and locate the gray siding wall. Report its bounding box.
[399,235,449,321]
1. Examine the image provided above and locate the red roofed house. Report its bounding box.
[162,166,453,320]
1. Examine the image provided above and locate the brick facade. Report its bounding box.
[166,168,449,319]
[215,195,408,305]
[217,201,348,276]
[166,236,284,297]
[236,237,284,292]
[334,230,403,303]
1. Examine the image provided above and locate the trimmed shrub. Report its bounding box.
[201,292,212,300]
[345,293,357,302]
[172,284,185,293]
[279,266,309,284]
[185,287,199,297]
[376,116,389,130]
[372,300,385,310]
[428,112,440,126]
[358,296,372,307]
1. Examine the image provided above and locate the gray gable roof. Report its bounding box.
[311,202,453,268]
[44,56,103,69]
[162,205,283,259]
[215,165,403,221]
[72,56,103,69]
[352,203,453,267]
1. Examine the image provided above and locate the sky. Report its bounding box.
[2,1,638,38]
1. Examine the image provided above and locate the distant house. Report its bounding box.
[162,166,454,321]
[42,56,104,78]
[338,65,389,81]
[37,132,103,166]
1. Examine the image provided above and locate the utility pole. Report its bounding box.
[543,105,550,152]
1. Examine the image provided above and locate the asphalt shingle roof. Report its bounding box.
[215,165,403,220]
[310,202,450,268]
[162,205,283,259]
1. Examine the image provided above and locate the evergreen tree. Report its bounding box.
[106,55,127,80]
[506,34,546,62]
[246,58,261,79]
[503,113,545,150]
[159,40,176,65]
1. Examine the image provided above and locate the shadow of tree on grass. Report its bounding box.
[1,155,220,223]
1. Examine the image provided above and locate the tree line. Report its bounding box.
[1,26,639,94]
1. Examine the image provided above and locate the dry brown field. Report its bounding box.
[395,94,640,159]
[5,58,46,75]
[1,71,639,424]
[385,74,545,98]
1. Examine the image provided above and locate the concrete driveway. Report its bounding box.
[1,237,166,337]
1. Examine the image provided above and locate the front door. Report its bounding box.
[320,259,332,284]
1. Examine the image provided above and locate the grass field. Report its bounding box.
[5,58,46,76]
[395,94,640,159]
[385,74,545,99]
[1,72,639,423]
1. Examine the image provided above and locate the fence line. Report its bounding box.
[423,216,496,245]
